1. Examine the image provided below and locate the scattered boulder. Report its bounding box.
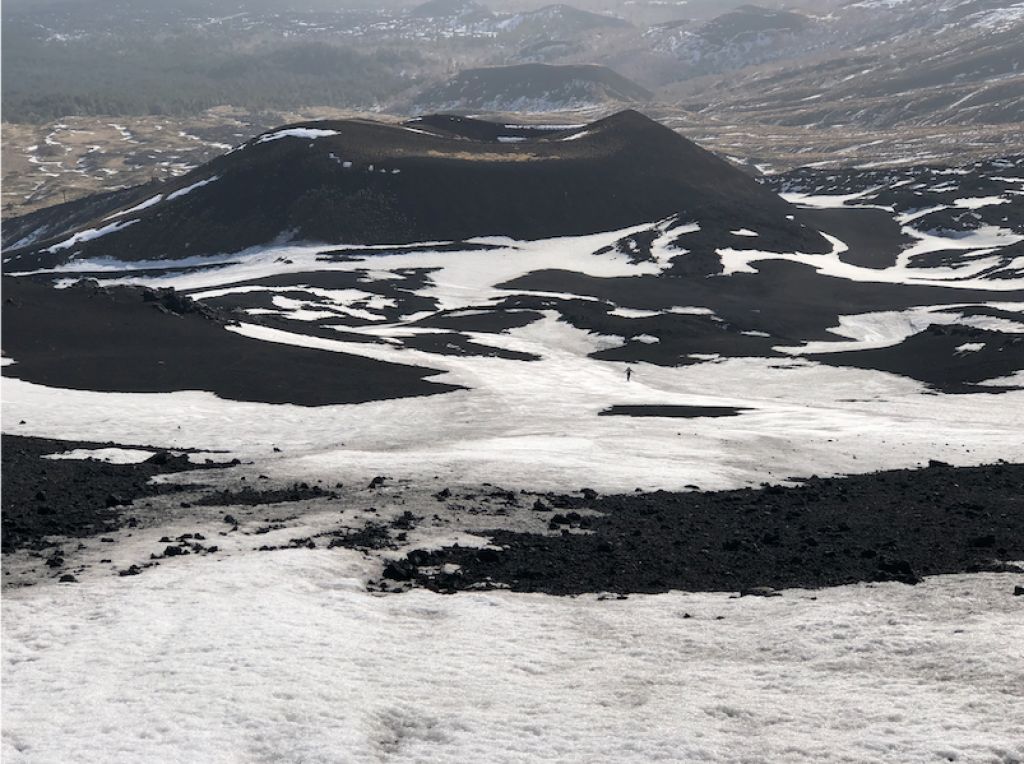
[876,557,921,585]
[740,587,781,598]
[383,562,414,581]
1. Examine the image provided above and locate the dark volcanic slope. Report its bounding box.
[809,326,1024,394]
[1,277,459,405]
[406,462,1024,595]
[1,435,225,553]
[4,110,825,269]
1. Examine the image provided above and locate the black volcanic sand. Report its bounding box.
[193,484,337,507]
[401,462,1024,595]
[599,405,748,418]
[1,435,230,552]
[796,207,909,269]
[808,325,1024,393]
[1,277,460,405]
[502,260,1024,389]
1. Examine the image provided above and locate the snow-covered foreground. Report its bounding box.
[3,551,1022,763]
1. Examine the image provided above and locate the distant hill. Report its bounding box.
[409,0,493,22]
[411,63,652,114]
[643,0,1024,128]
[641,4,815,78]
[487,3,630,38]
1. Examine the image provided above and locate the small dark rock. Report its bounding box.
[476,548,500,563]
[407,549,431,567]
[740,587,781,598]
[877,558,921,585]
[383,562,413,581]
[58,574,78,583]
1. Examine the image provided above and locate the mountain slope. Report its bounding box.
[3,110,821,268]
[659,0,1024,129]
[410,63,652,114]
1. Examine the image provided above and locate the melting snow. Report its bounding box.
[44,219,139,253]
[955,342,986,353]
[103,194,163,220]
[718,230,1023,290]
[41,447,158,464]
[776,304,1024,355]
[166,176,220,201]
[255,128,341,145]
[952,196,1011,210]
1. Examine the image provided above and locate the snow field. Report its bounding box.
[3,552,1022,763]
[5,317,1023,493]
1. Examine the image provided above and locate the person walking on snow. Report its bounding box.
[626,367,633,382]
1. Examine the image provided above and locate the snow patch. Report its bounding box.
[166,176,220,201]
[44,219,139,253]
[104,194,163,221]
[255,128,341,145]
[955,342,986,354]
